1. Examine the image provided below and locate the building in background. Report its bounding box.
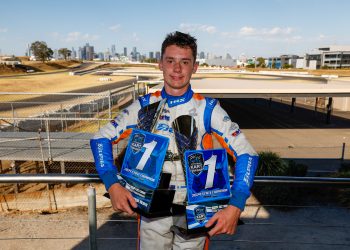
[123,47,127,57]
[71,47,77,60]
[111,44,116,56]
[319,45,350,69]
[266,57,282,69]
[280,55,300,68]
[155,51,161,61]
[84,43,94,61]
[149,51,154,59]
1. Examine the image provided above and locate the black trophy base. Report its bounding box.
[135,188,175,218]
[111,172,176,218]
[170,225,213,239]
[171,219,244,238]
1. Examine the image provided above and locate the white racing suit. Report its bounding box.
[90,85,259,249]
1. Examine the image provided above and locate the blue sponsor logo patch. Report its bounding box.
[110,120,118,128]
[159,115,170,121]
[156,123,173,133]
[169,97,185,106]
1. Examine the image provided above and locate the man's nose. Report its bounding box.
[173,62,181,72]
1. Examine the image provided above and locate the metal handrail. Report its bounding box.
[0,174,349,186]
[0,85,134,97]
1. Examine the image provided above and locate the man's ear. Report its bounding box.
[159,61,163,71]
[193,62,198,73]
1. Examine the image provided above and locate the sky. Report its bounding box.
[1,0,350,58]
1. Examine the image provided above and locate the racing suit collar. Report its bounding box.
[161,85,194,107]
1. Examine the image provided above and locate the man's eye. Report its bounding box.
[182,61,189,65]
[167,60,173,63]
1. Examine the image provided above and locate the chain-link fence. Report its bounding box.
[0,83,146,132]
[0,83,147,201]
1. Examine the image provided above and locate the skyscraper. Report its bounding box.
[124,47,127,57]
[155,51,161,61]
[83,43,94,60]
[131,47,137,61]
[149,51,154,59]
[71,47,76,60]
[111,44,116,56]
[78,47,83,60]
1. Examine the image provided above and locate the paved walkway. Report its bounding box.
[1,201,349,250]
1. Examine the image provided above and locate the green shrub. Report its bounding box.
[256,151,288,176]
[331,165,350,207]
[285,160,308,177]
[252,151,308,208]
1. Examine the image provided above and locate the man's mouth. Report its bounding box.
[170,75,183,81]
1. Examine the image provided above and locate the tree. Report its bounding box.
[256,57,266,68]
[58,48,72,61]
[30,41,53,63]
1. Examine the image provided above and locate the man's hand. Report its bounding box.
[108,183,137,216]
[205,205,241,237]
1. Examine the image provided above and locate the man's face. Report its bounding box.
[159,45,198,96]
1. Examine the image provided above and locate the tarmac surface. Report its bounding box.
[1,198,349,250]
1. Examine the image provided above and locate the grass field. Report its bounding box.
[0,59,81,75]
[245,67,350,76]
[0,73,134,102]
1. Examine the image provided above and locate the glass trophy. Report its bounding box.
[172,115,232,234]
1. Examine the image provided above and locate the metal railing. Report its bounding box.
[0,174,350,249]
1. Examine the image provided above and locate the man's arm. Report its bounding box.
[90,102,140,214]
[108,183,137,215]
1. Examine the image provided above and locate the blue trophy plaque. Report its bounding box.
[185,149,231,204]
[184,148,231,233]
[119,128,174,217]
[121,129,169,189]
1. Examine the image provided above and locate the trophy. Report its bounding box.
[172,115,232,235]
[117,99,175,217]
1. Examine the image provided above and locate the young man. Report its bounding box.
[90,31,258,249]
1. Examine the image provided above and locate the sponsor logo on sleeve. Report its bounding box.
[97,143,104,167]
[243,157,253,186]
[110,120,118,128]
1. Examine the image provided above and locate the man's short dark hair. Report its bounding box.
[161,31,197,61]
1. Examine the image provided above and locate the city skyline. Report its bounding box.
[1,0,350,58]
